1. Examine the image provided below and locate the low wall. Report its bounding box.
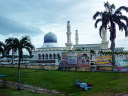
[75,67,91,71]
[0,64,115,72]
[44,66,58,70]
[97,66,113,71]
[0,64,58,70]
[0,64,91,71]
[65,67,91,71]
[65,67,76,71]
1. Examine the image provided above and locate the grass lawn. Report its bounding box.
[0,67,128,96]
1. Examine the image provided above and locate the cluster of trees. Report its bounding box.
[4,55,33,59]
[98,50,128,56]
[0,36,34,62]
[93,2,128,66]
[0,36,34,90]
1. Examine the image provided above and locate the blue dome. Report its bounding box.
[67,21,70,23]
[44,32,57,43]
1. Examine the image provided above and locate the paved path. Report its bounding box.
[0,80,61,94]
[110,92,128,96]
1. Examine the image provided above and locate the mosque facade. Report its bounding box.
[33,21,109,61]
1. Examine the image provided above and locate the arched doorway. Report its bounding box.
[49,54,52,59]
[45,54,48,60]
[53,54,56,59]
[42,54,44,60]
[38,54,41,60]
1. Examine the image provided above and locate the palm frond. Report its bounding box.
[99,25,103,38]
[113,15,123,30]
[104,2,110,9]
[18,36,34,58]
[125,30,128,37]
[20,36,31,45]
[114,10,122,15]
[0,41,6,57]
[0,41,5,48]
[0,47,4,57]
[23,46,32,57]
[93,11,102,19]
[119,15,128,25]
[94,19,102,28]
[102,11,110,29]
[120,22,128,37]
[113,14,128,37]
[115,6,128,13]
[110,4,115,10]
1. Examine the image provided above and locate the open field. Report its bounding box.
[0,67,128,96]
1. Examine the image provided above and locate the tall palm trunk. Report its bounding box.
[12,49,14,64]
[110,21,116,66]
[111,38,115,66]
[18,54,21,90]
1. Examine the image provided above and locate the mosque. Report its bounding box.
[33,21,110,62]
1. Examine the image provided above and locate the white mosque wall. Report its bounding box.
[73,44,102,50]
[34,50,64,60]
[36,47,66,51]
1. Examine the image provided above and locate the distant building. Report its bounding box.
[33,21,124,64]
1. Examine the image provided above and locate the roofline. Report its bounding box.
[73,43,101,46]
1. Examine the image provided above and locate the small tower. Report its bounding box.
[75,30,79,45]
[65,21,73,50]
[101,28,109,49]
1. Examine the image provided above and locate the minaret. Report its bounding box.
[101,28,109,49]
[65,21,73,50]
[75,30,79,45]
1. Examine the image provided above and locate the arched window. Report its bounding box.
[53,54,56,59]
[49,54,52,59]
[38,54,41,60]
[57,53,60,59]
[42,54,44,60]
[45,54,48,60]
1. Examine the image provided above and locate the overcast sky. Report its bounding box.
[0,0,128,50]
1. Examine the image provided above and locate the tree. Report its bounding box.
[93,2,128,66]
[16,36,34,90]
[90,50,96,59]
[0,41,6,58]
[75,49,82,51]
[5,38,18,64]
[98,50,103,56]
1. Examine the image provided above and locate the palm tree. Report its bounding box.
[5,38,18,64]
[0,41,6,64]
[0,41,6,58]
[90,50,96,60]
[75,49,82,51]
[16,36,34,90]
[93,2,128,66]
[98,50,103,56]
